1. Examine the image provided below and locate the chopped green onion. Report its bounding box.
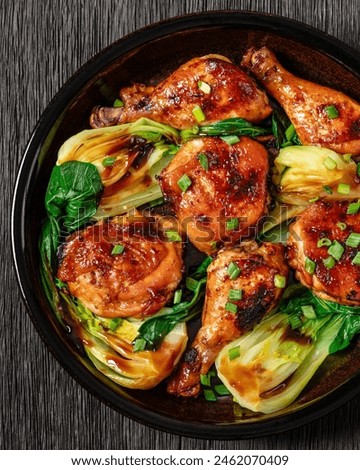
[305,257,316,275]
[308,196,319,203]
[289,315,302,330]
[210,241,218,250]
[337,221,347,230]
[228,289,243,301]
[357,162,360,176]
[109,317,123,331]
[347,201,360,215]
[177,174,192,192]
[200,374,211,387]
[337,183,351,195]
[198,80,211,94]
[221,135,240,145]
[113,98,124,108]
[343,153,353,163]
[214,384,231,396]
[323,256,336,269]
[325,105,339,119]
[111,244,125,255]
[346,232,360,248]
[133,338,147,352]
[274,274,286,288]
[203,389,217,401]
[225,217,239,231]
[173,289,182,305]
[228,346,241,361]
[328,240,345,261]
[352,252,360,265]
[180,125,200,140]
[186,277,199,292]
[198,153,209,171]
[166,230,182,242]
[301,305,316,319]
[323,157,337,170]
[102,156,116,167]
[192,105,206,123]
[227,261,241,280]
[317,238,332,247]
[225,302,238,314]
[323,185,333,195]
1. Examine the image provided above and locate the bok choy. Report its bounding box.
[216,286,360,414]
[273,145,360,206]
[56,118,180,218]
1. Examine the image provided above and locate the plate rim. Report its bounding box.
[11,10,360,439]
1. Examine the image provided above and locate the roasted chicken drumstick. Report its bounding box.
[167,242,289,398]
[159,136,269,255]
[90,55,272,129]
[242,47,360,155]
[287,199,360,305]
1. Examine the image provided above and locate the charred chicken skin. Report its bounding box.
[57,214,183,318]
[287,199,360,305]
[167,242,289,398]
[241,47,360,155]
[159,136,269,255]
[90,55,272,130]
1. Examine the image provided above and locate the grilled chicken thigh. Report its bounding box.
[159,136,269,254]
[90,55,272,130]
[167,242,289,397]
[57,214,183,318]
[287,199,360,305]
[242,47,360,155]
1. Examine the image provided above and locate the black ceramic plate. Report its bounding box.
[12,11,360,439]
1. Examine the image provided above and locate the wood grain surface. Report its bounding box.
[2,0,360,450]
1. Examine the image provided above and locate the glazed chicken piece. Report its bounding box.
[57,213,183,318]
[159,136,269,255]
[90,55,272,129]
[167,241,289,398]
[241,47,360,155]
[287,199,360,305]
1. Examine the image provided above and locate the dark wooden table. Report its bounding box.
[2,0,360,450]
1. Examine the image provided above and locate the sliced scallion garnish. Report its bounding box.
[177,174,192,192]
[192,105,206,123]
[227,261,241,280]
[317,238,332,247]
[198,80,211,94]
[221,135,240,145]
[274,274,286,288]
[173,289,182,305]
[325,105,339,119]
[347,202,360,215]
[225,217,239,231]
[305,257,316,275]
[301,305,316,319]
[198,152,209,171]
[323,156,337,170]
[228,289,243,301]
[186,277,199,292]
[203,389,217,401]
[289,315,302,330]
[337,221,347,230]
[328,240,344,261]
[352,252,360,265]
[102,156,116,167]
[345,232,360,248]
[111,244,125,255]
[323,185,333,195]
[166,230,182,242]
[225,302,238,314]
[228,346,240,361]
[323,256,336,269]
[337,183,351,195]
[113,98,124,108]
